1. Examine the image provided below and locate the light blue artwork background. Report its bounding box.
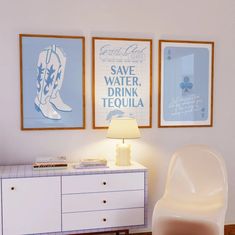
[22,36,84,128]
[163,46,210,122]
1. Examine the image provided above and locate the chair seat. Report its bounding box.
[157,198,224,213]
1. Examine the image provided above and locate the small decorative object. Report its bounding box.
[74,158,108,169]
[92,37,152,129]
[107,117,140,166]
[33,156,68,169]
[20,34,85,130]
[158,40,214,127]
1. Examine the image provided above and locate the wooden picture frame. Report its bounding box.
[158,40,214,128]
[92,37,152,129]
[20,34,85,130]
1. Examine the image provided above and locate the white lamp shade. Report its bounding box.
[107,117,141,139]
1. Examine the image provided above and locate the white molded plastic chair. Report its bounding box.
[152,145,228,235]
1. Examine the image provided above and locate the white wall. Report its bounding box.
[0,0,235,231]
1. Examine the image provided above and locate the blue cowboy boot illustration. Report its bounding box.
[35,45,61,120]
[35,45,72,119]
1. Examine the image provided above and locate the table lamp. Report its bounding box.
[107,117,140,166]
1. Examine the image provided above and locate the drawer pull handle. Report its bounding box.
[103,218,107,222]
[102,181,107,185]
[11,187,15,191]
[103,200,107,204]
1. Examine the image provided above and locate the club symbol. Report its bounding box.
[180,76,193,93]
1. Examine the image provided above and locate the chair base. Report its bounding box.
[156,219,218,235]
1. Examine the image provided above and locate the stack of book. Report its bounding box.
[33,156,68,170]
[74,158,108,169]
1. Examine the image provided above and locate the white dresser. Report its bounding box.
[0,162,147,235]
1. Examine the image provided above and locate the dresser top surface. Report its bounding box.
[0,161,147,179]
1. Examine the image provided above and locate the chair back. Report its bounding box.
[164,145,228,206]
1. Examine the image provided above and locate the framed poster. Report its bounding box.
[92,37,152,129]
[20,34,85,130]
[158,40,214,127]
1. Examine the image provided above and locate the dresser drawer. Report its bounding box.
[62,208,144,231]
[62,172,144,194]
[62,190,144,213]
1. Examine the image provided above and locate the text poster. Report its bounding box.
[93,38,152,128]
